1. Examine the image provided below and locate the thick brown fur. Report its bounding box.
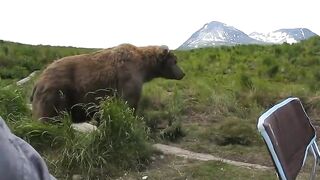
[31,44,185,123]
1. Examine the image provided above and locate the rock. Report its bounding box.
[72,174,82,180]
[16,71,38,86]
[71,122,98,133]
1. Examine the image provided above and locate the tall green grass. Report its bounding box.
[0,85,152,179]
[0,85,29,121]
[54,97,152,179]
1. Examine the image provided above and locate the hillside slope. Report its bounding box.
[0,40,95,84]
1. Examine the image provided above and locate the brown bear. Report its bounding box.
[30,44,185,123]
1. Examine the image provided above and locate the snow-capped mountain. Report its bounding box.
[249,28,317,44]
[178,21,318,50]
[178,21,263,50]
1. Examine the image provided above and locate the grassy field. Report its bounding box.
[1,37,320,179]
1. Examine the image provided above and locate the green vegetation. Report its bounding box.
[0,85,29,120]
[121,155,277,180]
[0,36,320,179]
[0,40,95,84]
[54,98,152,179]
[0,86,152,179]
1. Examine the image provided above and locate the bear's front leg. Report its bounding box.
[119,79,142,113]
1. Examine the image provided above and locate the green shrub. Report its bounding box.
[11,116,70,151]
[239,73,254,90]
[213,118,258,146]
[160,119,185,141]
[0,86,29,120]
[57,97,152,178]
[140,85,186,141]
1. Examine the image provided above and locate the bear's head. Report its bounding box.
[158,46,185,80]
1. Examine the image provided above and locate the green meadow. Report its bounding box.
[0,37,320,179]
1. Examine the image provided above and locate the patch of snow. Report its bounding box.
[250,30,298,44]
[218,31,225,39]
[286,37,297,44]
[300,28,305,39]
[203,33,214,41]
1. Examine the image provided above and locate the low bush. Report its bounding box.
[0,86,29,120]
[56,97,152,178]
[212,118,259,146]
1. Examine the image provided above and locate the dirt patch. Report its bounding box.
[152,144,272,170]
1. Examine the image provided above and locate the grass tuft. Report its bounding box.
[56,97,152,178]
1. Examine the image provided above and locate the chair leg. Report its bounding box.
[310,142,320,180]
[312,142,320,160]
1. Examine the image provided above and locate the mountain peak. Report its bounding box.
[205,21,226,27]
[249,28,318,44]
[178,21,318,50]
[202,21,236,31]
[178,21,261,50]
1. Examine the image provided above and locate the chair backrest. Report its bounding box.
[257,97,319,180]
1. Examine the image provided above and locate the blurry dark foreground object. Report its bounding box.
[0,116,55,180]
[257,97,320,180]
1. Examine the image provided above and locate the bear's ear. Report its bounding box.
[160,45,169,51]
[159,45,170,61]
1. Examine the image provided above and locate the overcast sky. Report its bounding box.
[0,0,318,49]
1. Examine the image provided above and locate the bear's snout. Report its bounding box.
[176,71,185,80]
[173,66,185,80]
